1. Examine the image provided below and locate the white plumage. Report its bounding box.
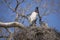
[29,12,38,23]
[28,7,39,25]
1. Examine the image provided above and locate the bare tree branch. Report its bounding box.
[0,22,26,30]
[8,33,13,40]
[41,1,50,17]
[14,0,24,22]
[3,0,26,22]
[5,28,13,40]
[15,0,24,11]
[3,0,24,12]
[41,8,50,17]
[0,36,8,38]
[3,0,15,12]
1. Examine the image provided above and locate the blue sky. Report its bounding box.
[0,0,60,32]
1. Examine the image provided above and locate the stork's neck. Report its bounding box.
[35,7,39,13]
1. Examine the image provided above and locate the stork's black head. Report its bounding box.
[35,7,39,13]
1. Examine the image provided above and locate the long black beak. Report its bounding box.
[35,7,39,13]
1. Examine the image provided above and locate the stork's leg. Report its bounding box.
[29,18,37,26]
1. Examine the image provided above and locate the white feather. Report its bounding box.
[29,12,38,23]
